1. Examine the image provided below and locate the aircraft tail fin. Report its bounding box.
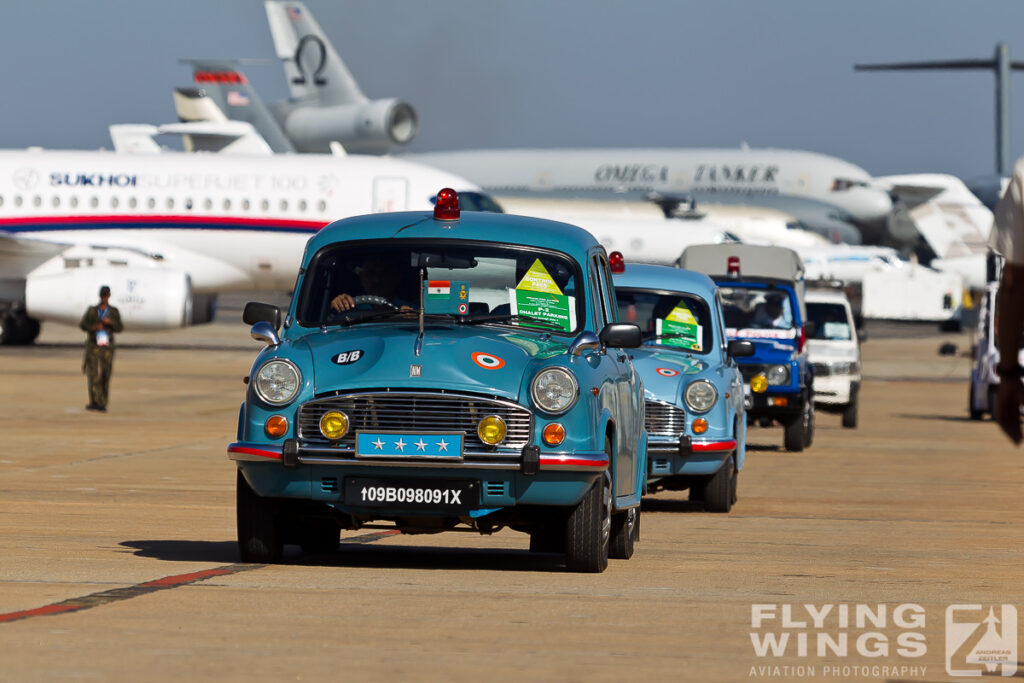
[264,1,367,106]
[177,60,296,153]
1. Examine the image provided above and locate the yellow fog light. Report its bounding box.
[319,411,349,440]
[265,415,288,439]
[692,418,708,434]
[542,423,566,446]
[750,374,768,394]
[477,415,507,445]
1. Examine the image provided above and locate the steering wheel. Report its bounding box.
[350,294,399,310]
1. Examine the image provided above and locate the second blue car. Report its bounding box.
[613,259,752,512]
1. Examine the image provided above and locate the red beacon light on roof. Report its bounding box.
[609,251,625,274]
[433,188,460,221]
[727,255,741,278]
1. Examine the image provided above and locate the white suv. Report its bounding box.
[806,288,862,428]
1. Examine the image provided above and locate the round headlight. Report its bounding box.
[319,411,349,440]
[684,380,718,413]
[477,415,507,445]
[254,359,301,406]
[530,367,579,415]
[766,364,791,386]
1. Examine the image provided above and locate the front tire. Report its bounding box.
[565,471,610,573]
[784,414,805,452]
[237,470,283,563]
[842,397,858,428]
[609,506,638,559]
[703,457,735,513]
[969,384,983,420]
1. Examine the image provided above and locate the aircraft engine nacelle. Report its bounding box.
[280,98,418,154]
[25,267,199,329]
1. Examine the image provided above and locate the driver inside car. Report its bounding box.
[330,255,419,313]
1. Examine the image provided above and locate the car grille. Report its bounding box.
[297,391,533,457]
[813,362,831,377]
[645,400,687,437]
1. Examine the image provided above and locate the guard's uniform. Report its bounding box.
[79,304,123,410]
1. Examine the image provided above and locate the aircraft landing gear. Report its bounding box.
[0,308,42,345]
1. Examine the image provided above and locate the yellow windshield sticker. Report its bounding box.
[666,301,697,325]
[516,259,563,295]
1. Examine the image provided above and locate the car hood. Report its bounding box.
[294,323,569,401]
[632,347,710,401]
[807,340,858,362]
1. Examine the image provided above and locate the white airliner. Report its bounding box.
[0,140,480,344]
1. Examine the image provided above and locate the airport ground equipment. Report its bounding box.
[613,260,751,512]
[678,244,815,452]
[229,190,647,572]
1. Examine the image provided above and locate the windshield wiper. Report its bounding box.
[458,313,565,331]
[334,310,418,327]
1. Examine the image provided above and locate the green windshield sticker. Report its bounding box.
[516,259,563,295]
[508,288,576,332]
[656,301,702,350]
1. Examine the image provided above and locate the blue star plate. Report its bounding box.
[355,431,465,459]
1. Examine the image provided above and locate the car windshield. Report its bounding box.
[295,241,583,334]
[807,302,851,340]
[615,288,713,354]
[718,285,796,337]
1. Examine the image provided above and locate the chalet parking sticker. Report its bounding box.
[507,259,576,332]
[332,349,363,365]
[656,300,702,350]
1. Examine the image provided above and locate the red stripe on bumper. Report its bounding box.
[539,454,609,468]
[228,443,282,460]
[691,440,737,452]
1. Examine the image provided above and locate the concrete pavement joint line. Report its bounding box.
[0,564,262,625]
[0,530,400,624]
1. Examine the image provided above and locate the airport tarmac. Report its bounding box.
[0,314,1021,682]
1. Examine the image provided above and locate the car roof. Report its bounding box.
[304,210,600,260]
[805,288,851,305]
[613,263,717,298]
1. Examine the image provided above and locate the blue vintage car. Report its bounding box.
[229,190,647,573]
[613,261,751,512]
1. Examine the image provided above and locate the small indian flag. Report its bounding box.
[427,280,451,298]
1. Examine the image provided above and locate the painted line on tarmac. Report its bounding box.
[0,564,261,625]
[0,530,401,625]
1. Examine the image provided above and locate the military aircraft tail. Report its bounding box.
[261,1,417,153]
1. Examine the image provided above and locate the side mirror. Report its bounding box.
[243,302,281,329]
[803,321,817,339]
[250,321,281,347]
[727,340,755,358]
[599,323,642,349]
[568,331,601,357]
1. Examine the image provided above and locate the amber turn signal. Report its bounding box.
[265,415,288,438]
[692,418,708,434]
[542,423,566,446]
[750,374,768,394]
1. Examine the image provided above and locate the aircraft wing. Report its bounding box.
[884,183,946,209]
[0,232,69,278]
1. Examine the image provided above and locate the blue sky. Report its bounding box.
[2,0,1023,180]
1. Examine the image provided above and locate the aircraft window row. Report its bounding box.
[0,195,329,213]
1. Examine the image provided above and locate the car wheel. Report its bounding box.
[803,400,815,448]
[236,469,283,563]
[609,506,638,560]
[298,519,340,554]
[987,385,998,421]
[783,413,805,452]
[841,397,858,428]
[565,462,611,573]
[969,385,983,420]
[703,457,735,513]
